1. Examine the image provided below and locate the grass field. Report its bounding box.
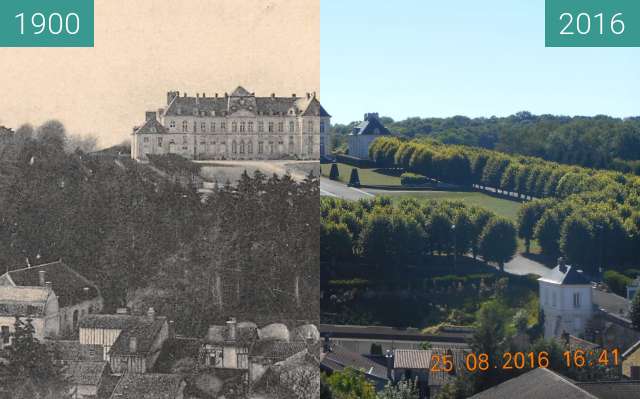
[321,163,401,185]
[383,191,522,221]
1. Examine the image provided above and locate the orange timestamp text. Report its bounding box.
[429,349,620,373]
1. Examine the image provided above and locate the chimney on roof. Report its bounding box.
[129,336,137,353]
[558,257,567,273]
[146,307,156,320]
[196,93,199,105]
[306,93,310,100]
[271,93,275,99]
[224,92,228,98]
[25,258,31,268]
[145,111,156,122]
[202,92,206,98]
[168,320,175,339]
[183,92,187,97]
[226,317,237,341]
[385,350,394,381]
[292,93,296,98]
[38,270,46,286]
[83,286,90,299]
[561,330,570,347]
[323,335,331,353]
[45,281,52,291]
[215,93,218,98]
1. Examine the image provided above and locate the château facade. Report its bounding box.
[131,86,331,161]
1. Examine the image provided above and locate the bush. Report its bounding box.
[603,270,632,296]
[400,172,430,186]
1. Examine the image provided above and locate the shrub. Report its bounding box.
[400,172,430,186]
[603,270,632,297]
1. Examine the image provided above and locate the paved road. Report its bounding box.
[321,177,552,277]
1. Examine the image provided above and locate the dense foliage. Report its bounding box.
[0,120,319,334]
[368,137,640,273]
[332,113,640,173]
[321,197,517,268]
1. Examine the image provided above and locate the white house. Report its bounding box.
[347,113,391,160]
[538,258,593,339]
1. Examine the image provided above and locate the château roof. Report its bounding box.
[538,264,591,286]
[109,373,184,399]
[162,87,330,118]
[133,117,168,135]
[350,113,391,136]
[0,260,100,308]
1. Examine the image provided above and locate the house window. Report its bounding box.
[268,122,274,133]
[240,141,245,154]
[320,121,325,133]
[632,366,640,379]
[232,122,237,133]
[573,292,581,308]
[170,120,176,129]
[1,326,9,344]
[248,122,253,132]
[247,141,253,154]
[201,122,206,132]
[221,122,226,132]
[258,142,264,154]
[307,120,313,133]
[240,122,246,132]
[182,121,189,132]
[269,142,274,154]
[211,122,216,132]
[552,292,557,307]
[289,121,295,133]
[258,121,264,132]
[157,137,163,147]
[73,310,79,330]
[183,136,188,144]
[232,141,237,154]
[143,137,149,143]
[278,122,284,133]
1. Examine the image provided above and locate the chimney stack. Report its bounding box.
[83,287,90,299]
[226,317,237,341]
[168,320,175,339]
[323,335,331,353]
[215,93,218,98]
[45,281,52,291]
[25,258,31,268]
[38,270,46,286]
[129,336,137,353]
[385,350,395,381]
[558,257,567,273]
[145,111,156,121]
[292,93,296,98]
[202,92,206,98]
[306,93,310,99]
[146,307,156,320]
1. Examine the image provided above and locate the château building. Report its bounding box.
[131,86,331,161]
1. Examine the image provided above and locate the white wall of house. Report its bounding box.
[79,327,122,361]
[348,135,377,160]
[540,281,592,338]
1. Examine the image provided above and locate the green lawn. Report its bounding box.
[321,163,401,185]
[385,191,522,221]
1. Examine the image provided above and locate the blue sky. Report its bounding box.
[321,0,639,124]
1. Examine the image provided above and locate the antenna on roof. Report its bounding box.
[25,258,31,268]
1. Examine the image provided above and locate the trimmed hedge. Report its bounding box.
[400,172,430,186]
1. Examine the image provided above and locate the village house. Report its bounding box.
[320,338,390,390]
[131,86,331,161]
[347,113,391,160]
[78,307,170,374]
[108,372,186,399]
[622,339,640,379]
[62,360,111,399]
[0,261,103,346]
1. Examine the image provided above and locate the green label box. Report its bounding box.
[546,0,640,47]
[0,0,93,47]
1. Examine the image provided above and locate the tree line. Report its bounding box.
[369,137,640,274]
[321,196,517,271]
[331,112,640,174]
[0,120,319,336]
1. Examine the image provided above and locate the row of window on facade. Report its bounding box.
[144,137,314,155]
[168,120,325,134]
[543,289,582,308]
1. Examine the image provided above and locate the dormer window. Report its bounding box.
[573,292,581,308]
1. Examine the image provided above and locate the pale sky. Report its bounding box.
[322,0,640,124]
[0,0,319,147]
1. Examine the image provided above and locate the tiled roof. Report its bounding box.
[321,344,388,380]
[2,260,100,308]
[62,361,107,386]
[319,324,472,343]
[79,314,141,330]
[593,288,631,319]
[134,118,168,135]
[109,373,184,399]
[250,340,307,361]
[0,286,50,316]
[109,317,167,356]
[469,368,598,399]
[44,340,104,362]
[556,335,600,352]
[576,381,640,399]
[538,265,591,285]
[393,348,468,387]
[350,114,391,136]
[163,87,329,118]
